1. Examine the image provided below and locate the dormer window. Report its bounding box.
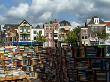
[23,21,27,24]
[94,18,99,24]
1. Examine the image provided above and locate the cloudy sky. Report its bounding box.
[0,0,110,26]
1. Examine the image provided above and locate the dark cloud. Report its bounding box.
[0,0,110,26]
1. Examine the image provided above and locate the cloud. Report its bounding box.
[101,0,110,3]
[0,5,7,15]
[8,3,29,18]
[30,0,78,13]
[1,0,110,26]
[71,21,81,27]
[0,15,6,24]
[39,12,52,20]
[28,0,79,23]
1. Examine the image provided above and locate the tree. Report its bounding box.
[73,26,81,41]
[95,29,109,44]
[36,32,47,42]
[95,29,109,57]
[64,27,81,45]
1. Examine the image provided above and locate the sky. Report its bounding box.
[0,0,110,26]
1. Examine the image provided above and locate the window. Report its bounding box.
[28,29,30,32]
[60,28,65,32]
[94,18,99,24]
[50,28,53,30]
[23,21,27,24]
[34,31,36,34]
[34,37,36,40]
[107,27,110,31]
[54,33,57,37]
[20,37,22,39]
[82,36,84,39]
[20,29,22,32]
[39,30,42,34]
[82,29,87,34]
[85,36,88,39]
[46,28,49,30]
[50,33,53,37]
[45,33,48,37]
[24,29,26,32]
[91,27,97,32]
[28,37,30,40]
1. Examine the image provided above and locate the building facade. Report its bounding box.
[80,27,90,46]
[18,20,32,42]
[58,20,72,46]
[87,16,106,46]
[31,25,44,41]
[44,20,59,47]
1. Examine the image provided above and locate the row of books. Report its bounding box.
[72,46,106,58]
[75,58,110,82]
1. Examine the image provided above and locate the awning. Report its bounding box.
[13,41,43,46]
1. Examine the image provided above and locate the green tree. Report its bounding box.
[95,29,109,44]
[64,27,81,45]
[36,32,47,42]
[95,29,109,57]
[64,31,78,45]
[73,26,81,41]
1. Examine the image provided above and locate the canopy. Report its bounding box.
[13,41,43,46]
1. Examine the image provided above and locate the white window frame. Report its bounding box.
[94,18,99,24]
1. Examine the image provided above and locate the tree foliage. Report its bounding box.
[73,27,81,41]
[64,30,78,44]
[95,29,109,41]
[36,32,47,42]
[64,27,81,44]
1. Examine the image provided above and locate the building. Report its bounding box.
[31,25,44,41]
[0,25,5,46]
[9,20,40,77]
[104,21,110,56]
[104,21,110,44]
[58,20,72,46]
[44,20,59,47]
[87,16,106,46]
[18,20,32,42]
[0,24,18,46]
[80,27,89,46]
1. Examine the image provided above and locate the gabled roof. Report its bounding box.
[19,19,32,26]
[60,20,71,26]
[104,21,110,26]
[45,19,59,24]
[32,25,44,29]
[36,25,40,28]
[88,16,104,24]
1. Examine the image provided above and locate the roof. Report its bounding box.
[4,24,19,30]
[32,25,44,29]
[60,20,71,26]
[104,21,110,26]
[19,19,32,26]
[88,16,104,24]
[45,19,59,24]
